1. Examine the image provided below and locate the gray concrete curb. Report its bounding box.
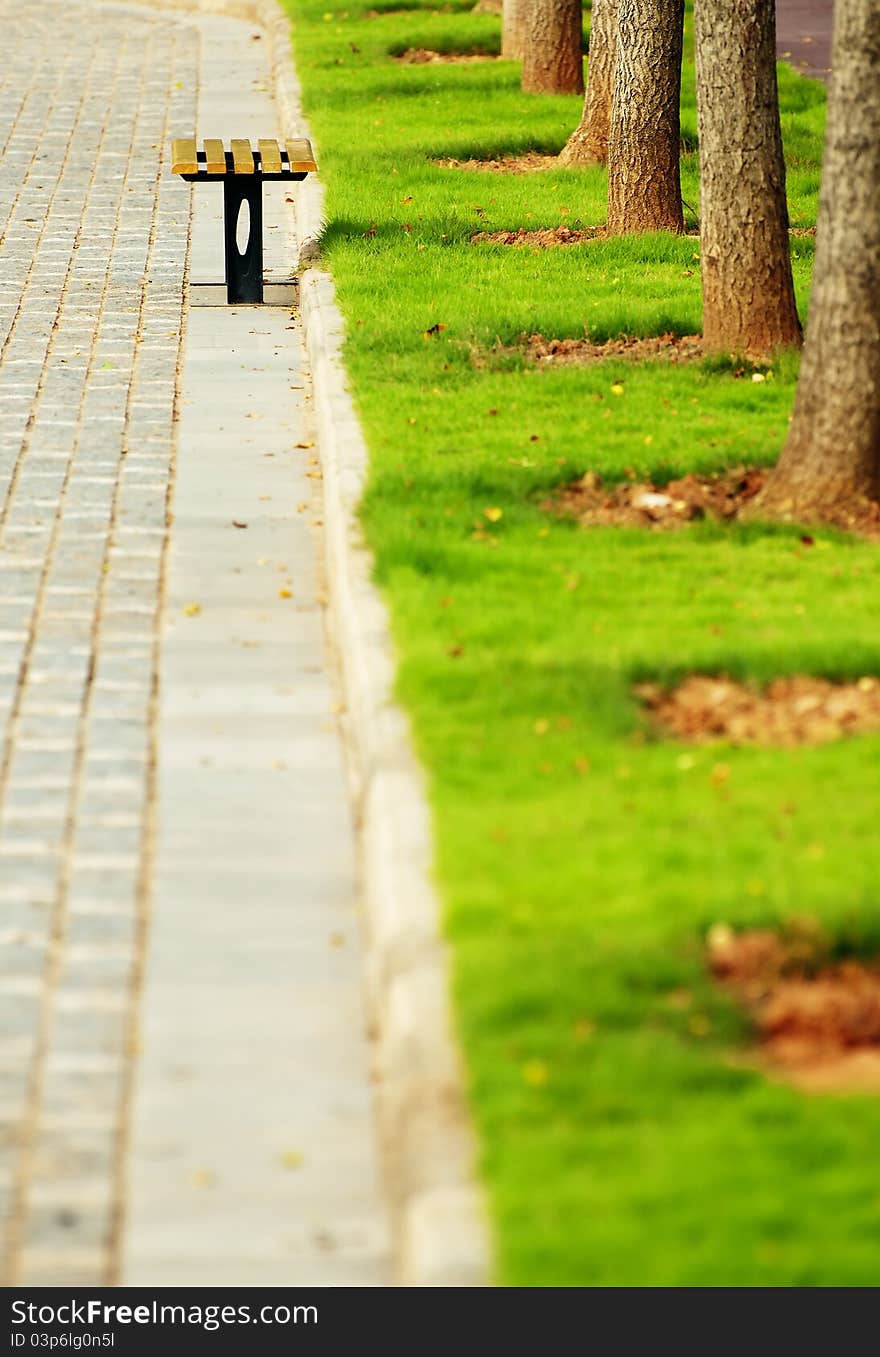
[139,0,491,1287]
[300,272,489,1287]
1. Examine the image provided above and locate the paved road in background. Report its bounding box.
[776,0,833,81]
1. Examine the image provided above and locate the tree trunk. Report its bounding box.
[749,0,880,519]
[559,0,617,164]
[695,0,801,357]
[606,0,684,233]
[522,0,585,94]
[473,0,503,13]
[503,0,529,59]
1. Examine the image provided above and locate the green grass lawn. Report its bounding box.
[283,0,880,1285]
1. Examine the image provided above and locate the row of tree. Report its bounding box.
[480,0,879,523]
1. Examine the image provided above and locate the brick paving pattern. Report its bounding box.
[0,0,197,1285]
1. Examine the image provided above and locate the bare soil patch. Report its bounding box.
[472,223,703,241]
[367,5,457,13]
[551,463,880,538]
[472,225,604,247]
[528,330,703,365]
[434,152,560,173]
[549,464,764,530]
[707,925,880,1091]
[394,47,501,63]
[637,674,880,746]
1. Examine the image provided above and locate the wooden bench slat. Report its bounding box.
[258,138,282,174]
[173,136,316,177]
[285,137,317,173]
[171,137,198,175]
[231,138,255,173]
[203,138,226,174]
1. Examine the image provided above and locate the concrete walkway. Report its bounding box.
[0,0,390,1286]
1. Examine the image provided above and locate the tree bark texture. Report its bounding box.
[522,0,585,94]
[560,0,617,163]
[695,0,801,356]
[606,0,684,233]
[503,0,529,58]
[753,0,880,516]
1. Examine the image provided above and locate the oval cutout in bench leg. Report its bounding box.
[236,196,251,255]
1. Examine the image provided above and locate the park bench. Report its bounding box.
[171,137,317,304]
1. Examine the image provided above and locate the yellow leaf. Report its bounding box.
[610,383,624,396]
[533,718,550,735]
[183,602,201,617]
[484,506,503,522]
[278,588,292,599]
[522,1060,549,1088]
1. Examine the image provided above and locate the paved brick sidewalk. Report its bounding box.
[0,0,197,1285]
[0,0,389,1286]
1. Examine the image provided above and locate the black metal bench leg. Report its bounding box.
[223,176,263,304]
